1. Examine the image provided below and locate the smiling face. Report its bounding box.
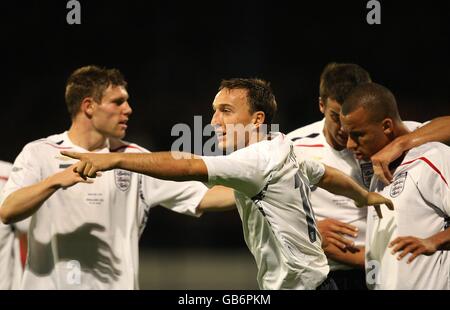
[210,88,258,151]
[90,85,132,139]
[340,106,391,161]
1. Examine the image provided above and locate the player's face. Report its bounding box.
[91,85,132,139]
[210,88,256,151]
[340,106,390,161]
[320,98,348,150]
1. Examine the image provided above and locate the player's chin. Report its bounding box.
[112,129,127,139]
[335,134,348,147]
[217,140,237,153]
[356,152,369,161]
[216,140,226,151]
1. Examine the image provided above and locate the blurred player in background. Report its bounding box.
[0,160,29,289]
[0,66,233,289]
[287,63,372,289]
[341,82,450,289]
[62,78,394,290]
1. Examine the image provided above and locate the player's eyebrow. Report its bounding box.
[212,103,233,110]
[330,110,340,118]
[112,96,129,104]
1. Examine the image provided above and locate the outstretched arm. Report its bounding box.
[317,165,394,218]
[0,165,91,224]
[61,151,236,212]
[372,116,450,184]
[61,151,208,182]
[197,186,236,212]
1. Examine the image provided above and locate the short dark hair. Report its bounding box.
[65,65,127,118]
[219,78,277,124]
[342,82,401,122]
[319,62,372,104]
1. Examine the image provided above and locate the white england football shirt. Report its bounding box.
[0,161,29,289]
[287,119,368,271]
[287,120,423,271]
[366,142,450,289]
[202,132,329,289]
[0,132,208,289]
[287,120,324,141]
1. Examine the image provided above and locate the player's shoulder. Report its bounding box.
[399,142,450,177]
[21,132,67,153]
[109,139,149,154]
[235,132,290,165]
[292,134,325,147]
[406,142,450,160]
[265,132,293,149]
[286,119,324,142]
[403,120,423,131]
[0,160,13,176]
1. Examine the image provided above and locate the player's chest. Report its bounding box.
[373,172,436,227]
[44,163,138,207]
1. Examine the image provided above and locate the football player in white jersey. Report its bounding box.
[340,82,450,289]
[62,78,393,290]
[0,66,233,289]
[287,63,373,289]
[0,160,29,289]
[287,63,448,289]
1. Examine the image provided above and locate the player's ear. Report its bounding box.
[319,97,325,114]
[253,111,265,128]
[382,118,394,135]
[81,97,95,118]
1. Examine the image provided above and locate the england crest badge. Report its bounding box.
[360,162,374,188]
[390,172,408,198]
[115,169,132,192]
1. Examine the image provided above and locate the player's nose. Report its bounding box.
[210,110,220,126]
[122,101,133,116]
[346,136,357,150]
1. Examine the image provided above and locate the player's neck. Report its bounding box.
[247,130,267,146]
[393,121,411,140]
[68,121,109,152]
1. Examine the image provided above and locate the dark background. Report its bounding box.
[1,1,448,251]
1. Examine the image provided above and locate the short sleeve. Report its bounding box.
[412,144,450,216]
[140,176,208,217]
[0,144,42,205]
[298,159,325,186]
[201,142,273,198]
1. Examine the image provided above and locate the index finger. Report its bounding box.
[384,198,394,211]
[61,151,81,160]
[374,205,383,219]
[373,161,391,185]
